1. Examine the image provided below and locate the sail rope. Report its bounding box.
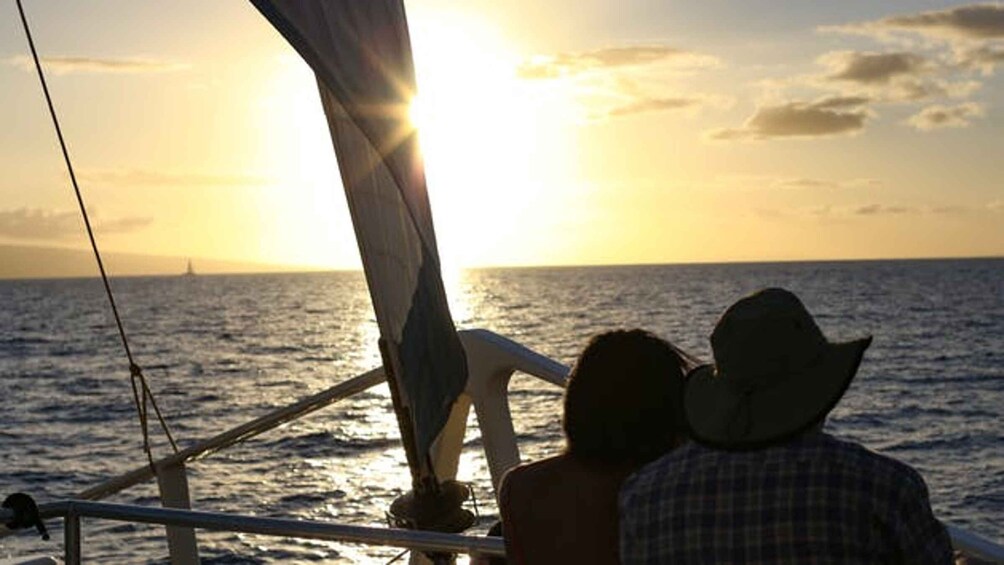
[15,0,179,467]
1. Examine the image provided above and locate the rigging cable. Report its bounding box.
[14,0,179,467]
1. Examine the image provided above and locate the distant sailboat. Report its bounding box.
[184,259,195,276]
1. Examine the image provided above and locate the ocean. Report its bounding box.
[1,259,1002,563]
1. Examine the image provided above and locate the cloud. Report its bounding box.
[877,4,1004,41]
[817,5,1004,102]
[771,177,881,190]
[517,46,719,79]
[958,45,1004,74]
[0,209,80,240]
[813,51,980,101]
[808,177,887,192]
[0,208,151,240]
[7,55,187,75]
[605,97,703,118]
[847,178,885,189]
[725,175,839,190]
[825,4,1004,42]
[760,202,986,219]
[773,178,840,190]
[901,78,982,99]
[96,216,154,233]
[821,51,930,84]
[708,96,870,141]
[906,102,985,129]
[855,204,914,215]
[79,169,270,187]
[515,45,726,123]
[809,95,873,109]
[714,174,882,190]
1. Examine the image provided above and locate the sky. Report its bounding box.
[1,0,1002,276]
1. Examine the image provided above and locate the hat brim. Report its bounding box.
[684,336,872,450]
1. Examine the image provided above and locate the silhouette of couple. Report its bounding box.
[496,288,954,565]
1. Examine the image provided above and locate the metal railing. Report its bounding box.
[78,367,387,502]
[945,525,1004,564]
[4,499,1004,564]
[3,500,505,564]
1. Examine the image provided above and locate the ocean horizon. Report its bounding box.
[2,244,1002,281]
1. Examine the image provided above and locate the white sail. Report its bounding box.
[249,1,468,475]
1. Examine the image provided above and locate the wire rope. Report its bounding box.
[14,0,179,466]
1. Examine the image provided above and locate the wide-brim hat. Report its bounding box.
[685,288,871,450]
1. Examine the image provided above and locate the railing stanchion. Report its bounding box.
[157,461,200,564]
[64,506,81,565]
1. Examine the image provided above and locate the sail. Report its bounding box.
[249,1,468,462]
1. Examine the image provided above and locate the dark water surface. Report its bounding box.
[1,259,1002,562]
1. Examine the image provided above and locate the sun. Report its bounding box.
[406,10,558,269]
[259,9,575,271]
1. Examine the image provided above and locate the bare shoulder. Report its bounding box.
[500,455,571,493]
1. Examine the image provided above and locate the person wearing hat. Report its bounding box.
[619,288,953,564]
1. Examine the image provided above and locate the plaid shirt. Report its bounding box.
[619,433,952,564]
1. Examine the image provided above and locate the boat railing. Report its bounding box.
[3,501,1003,564]
[77,366,388,502]
[0,500,505,564]
[3,329,1003,563]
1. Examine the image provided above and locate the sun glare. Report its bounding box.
[408,95,428,131]
[258,10,578,271]
[406,11,564,269]
[256,54,361,269]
